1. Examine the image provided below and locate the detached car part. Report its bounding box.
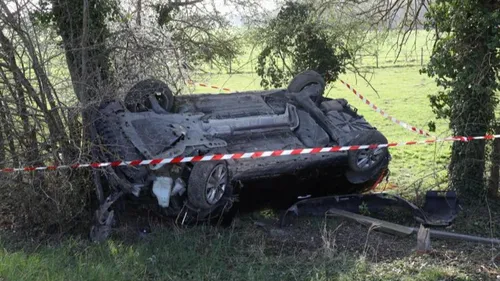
[91,70,391,240]
[280,191,460,227]
[325,208,500,246]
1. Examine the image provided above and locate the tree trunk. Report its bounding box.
[448,31,496,201]
[51,0,112,104]
[136,0,142,26]
[0,110,4,168]
[50,0,113,167]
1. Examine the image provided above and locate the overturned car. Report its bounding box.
[91,70,391,240]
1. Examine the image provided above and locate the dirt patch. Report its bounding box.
[227,214,497,279]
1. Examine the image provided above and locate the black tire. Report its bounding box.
[94,101,148,182]
[125,79,174,113]
[287,70,326,93]
[347,130,389,173]
[187,161,231,209]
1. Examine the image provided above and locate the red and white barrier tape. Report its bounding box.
[187,80,231,92]
[339,79,433,137]
[2,134,498,173]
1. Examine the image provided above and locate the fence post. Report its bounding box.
[375,52,379,68]
[421,47,424,67]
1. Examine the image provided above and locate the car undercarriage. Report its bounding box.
[89,70,391,241]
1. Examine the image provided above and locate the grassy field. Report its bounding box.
[2,32,500,281]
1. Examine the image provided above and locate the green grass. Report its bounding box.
[196,30,436,74]
[1,218,491,281]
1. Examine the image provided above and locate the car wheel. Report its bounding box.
[94,102,149,183]
[347,130,389,173]
[187,161,231,210]
[125,79,174,113]
[287,70,326,93]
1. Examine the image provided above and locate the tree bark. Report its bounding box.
[136,0,142,26]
